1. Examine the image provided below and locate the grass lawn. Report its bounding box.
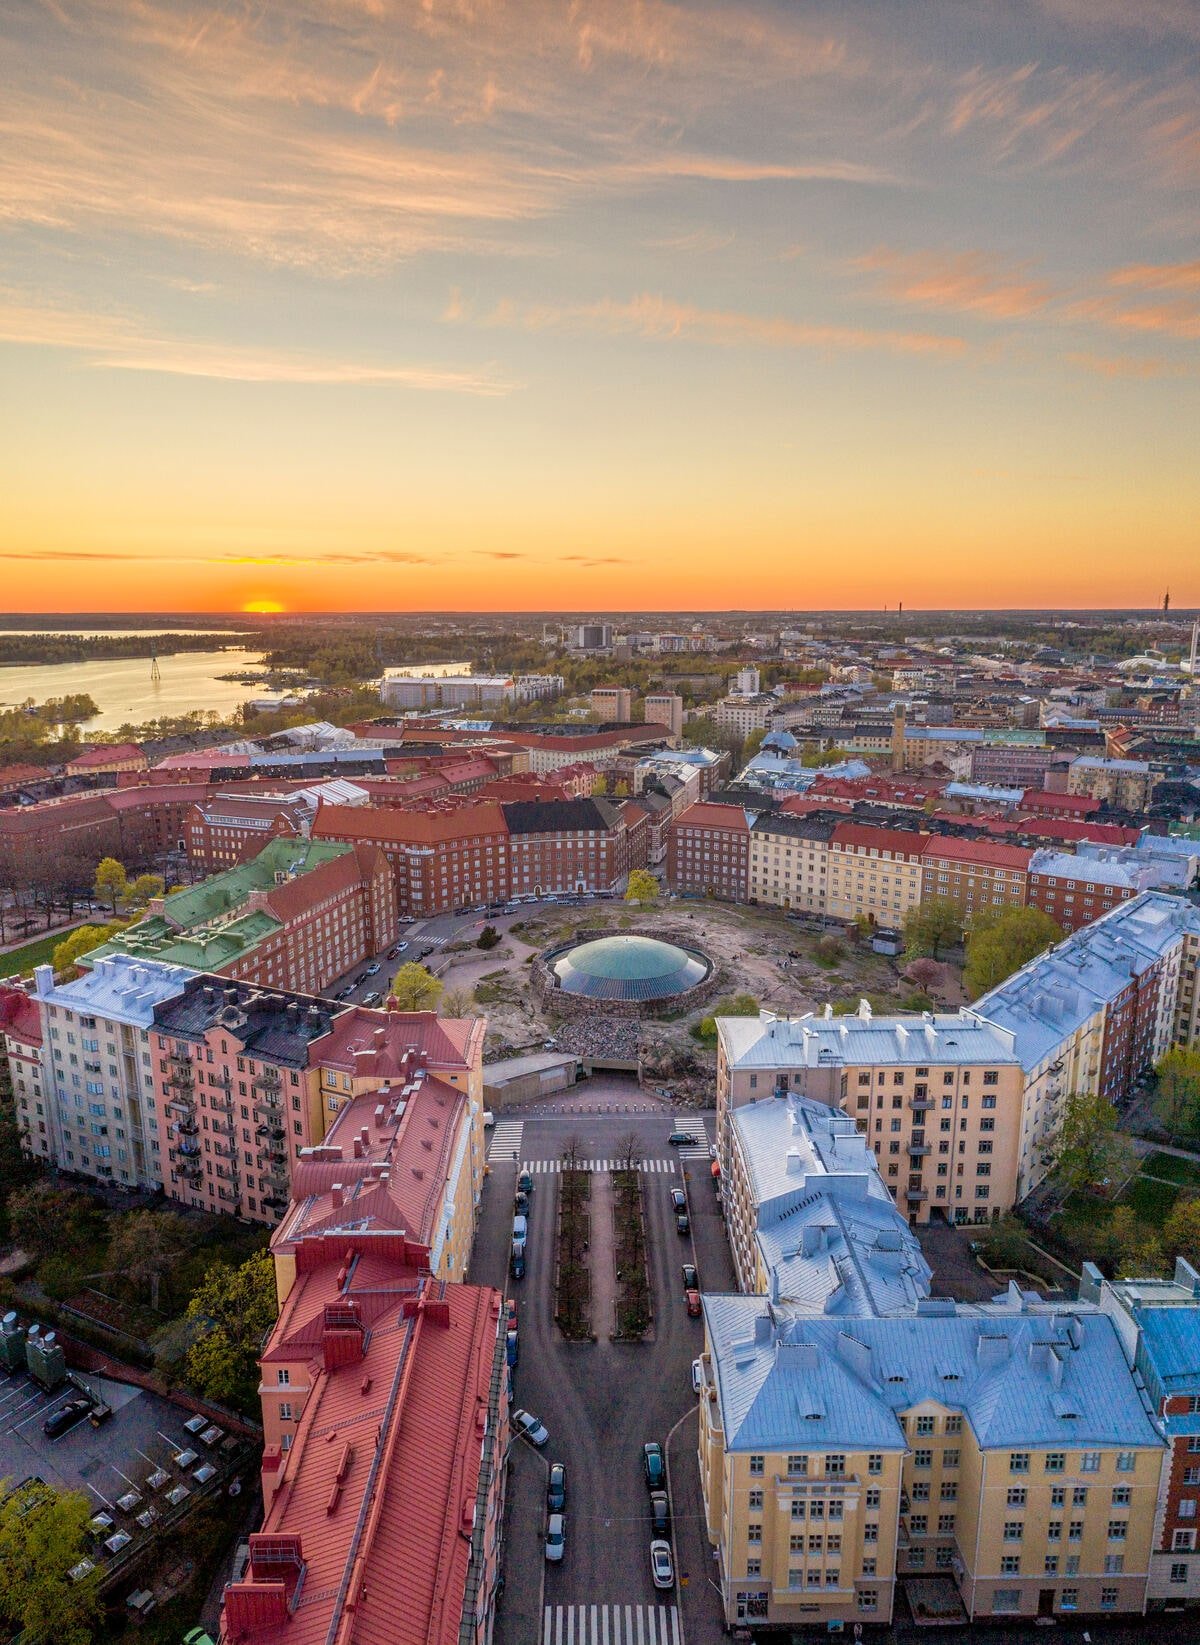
[0,923,85,976]
[1123,1173,1181,1222]
[1142,1151,1200,1188]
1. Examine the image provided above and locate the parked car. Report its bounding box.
[395,941,409,953]
[43,1396,94,1438]
[649,1490,670,1536]
[675,1209,690,1236]
[643,1441,665,1489]
[691,1358,704,1394]
[513,1409,549,1447]
[547,1463,566,1512]
[514,1187,530,1213]
[512,1214,528,1246]
[686,1288,701,1318]
[483,1110,495,1128]
[667,1130,697,1147]
[545,1512,566,1562]
[650,1540,675,1590]
[670,1187,687,1214]
[506,1329,519,1368]
[362,990,383,1007]
[506,1298,518,1331]
[510,1243,525,1281]
[365,962,381,976]
[518,1170,534,1196]
[681,1263,698,1292]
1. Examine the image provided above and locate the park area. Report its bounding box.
[1044,1148,1200,1272]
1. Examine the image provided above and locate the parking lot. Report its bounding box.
[470,1087,734,1645]
[0,1365,246,1582]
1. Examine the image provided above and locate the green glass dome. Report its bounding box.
[551,934,709,1001]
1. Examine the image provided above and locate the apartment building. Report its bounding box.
[223,1252,507,1645]
[723,1093,932,1306]
[969,741,1055,788]
[643,692,684,739]
[716,1006,1024,1225]
[380,670,515,710]
[667,801,751,900]
[826,823,925,927]
[748,813,835,912]
[919,836,1032,922]
[502,797,635,897]
[314,800,510,916]
[32,955,193,1189]
[185,792,308,870]
[150,976,342,1222]
[590,685,632,721]
[971,894,1200,1200]
[0,983,48,1166]
[714,693,776,736]
[1068,757,1157,811]
[64,742,148,779]
[85,837,397,998]
[1026,848,1151,933]
[699,1292,1163,1630]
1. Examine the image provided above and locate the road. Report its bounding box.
[467,1088,735,1645]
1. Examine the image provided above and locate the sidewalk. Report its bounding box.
[589,1168,618,1339]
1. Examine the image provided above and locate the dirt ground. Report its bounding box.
[435,899,967,1082]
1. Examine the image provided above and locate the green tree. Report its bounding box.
[1154,1048,1200,1142]
[1163,1196,1200,1269]
[1051,1092,1137,1198]
[1103,1204,1163,1278]
[184,1249,278,1411]
[51,918,129,975]
[0,1477,99,1645]
[477,924,501,950]
[389,961,443,1013]
[106,1210,191,1312]
[695,992,760,1044]
[92,856,127,914]
[963,905,1063,1000]
[625,869,659,906]
[743,727,767,760]
[122,871,165,912]
[5,1181,88,1261]
[903,897,962,960]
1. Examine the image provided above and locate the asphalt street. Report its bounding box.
[468,1094,734,1645]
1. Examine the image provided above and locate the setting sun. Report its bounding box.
[242,599,285,614]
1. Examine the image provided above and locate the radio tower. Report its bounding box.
[150,638,161,683]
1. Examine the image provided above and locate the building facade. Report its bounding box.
[667,802,751,900]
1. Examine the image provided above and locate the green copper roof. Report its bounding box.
[81,836,349,972]
[551,934,709,1001]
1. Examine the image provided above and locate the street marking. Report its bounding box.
[545,1606,678,1645]
[487,1119,524,1162]
[520,1159,676,1175]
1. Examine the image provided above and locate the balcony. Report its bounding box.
[908,1097,934,1112]
[908,1143,931,1157]
[906,1187,929,1203]
[251,1068,281,1091]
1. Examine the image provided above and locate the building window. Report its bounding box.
[1009,1452,1029,1473]
[1116,1451,1135,1472]
[1100,1587,1118,1610]
[1044,1555,1059,1575]
[913,1449,932,1469]
[1104,1555,1124,1575]
[1000,1555,1021,1574]
[748,1490,763,1510]
[1045,1452,1065,1473]
[992,1591,1021,1614]
[1170,1563,1188,1584]
[1003,1521,1024,1542]
[1060,1588,1078,1612]
[749,1455,764,1476]
[1007,1488,1026,1507]
[1081,1452,1101,1473]
[868,1453,883,1475]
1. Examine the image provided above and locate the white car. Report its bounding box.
[650,1539,675,1591]
[365,962,381,975]
[545,1512,566,1562]
[512,1408,549,1447]
[691,1358,703,1395]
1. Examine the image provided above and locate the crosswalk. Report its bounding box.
[542,1604,680,1645]
[671,1114,713,1162]
[519,1158,676,1175]
[487,1119,524,1162]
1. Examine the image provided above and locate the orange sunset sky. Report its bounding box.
[1,1,1198,613]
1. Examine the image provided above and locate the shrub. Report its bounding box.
[816,935,846,967]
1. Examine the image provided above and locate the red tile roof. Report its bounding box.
[222,1273,502,1645]
[919,835,1033,871]
[0,763,49,787]
[0,984,41,1046]
[313,800,507,846]
[831,821,925,858]
[310,1006,481,1077]
[1020,789,1100,814]
[674,801,750,832]
[66,742,145,769]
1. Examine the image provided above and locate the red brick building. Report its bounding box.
[666,802,751,900]
[1026,849,1147,934]
[186,792,308,871]
[918,835,1032,921]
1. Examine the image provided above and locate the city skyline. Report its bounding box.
[3,1,1199,612]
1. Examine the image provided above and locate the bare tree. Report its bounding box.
[614,1130,644,1174]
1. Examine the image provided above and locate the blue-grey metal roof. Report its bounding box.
[1134,1307,1200,1390]
[704,1297,1166,1455]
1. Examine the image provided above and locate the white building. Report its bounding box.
[33,956,194,1190]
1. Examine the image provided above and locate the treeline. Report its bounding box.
[0,632,247,666]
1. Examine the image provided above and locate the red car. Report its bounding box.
[506,1299,518,1331]
[686,1288,701,1318]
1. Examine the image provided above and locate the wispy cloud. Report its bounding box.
[1110,259,1200,293]
[854,247,1055,320]
[1064,350,1187,379]
[465,291,965,358]
[0,292,513,394]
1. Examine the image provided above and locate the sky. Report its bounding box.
[2,0,1199,614]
